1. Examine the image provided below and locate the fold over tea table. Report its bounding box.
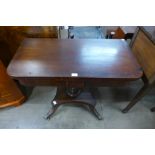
[7,39,142,120]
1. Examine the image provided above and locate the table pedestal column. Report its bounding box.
[44,87,103,120]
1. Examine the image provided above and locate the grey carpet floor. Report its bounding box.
[69,26,104,38]
[0,80,155,129]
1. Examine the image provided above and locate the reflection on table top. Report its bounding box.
[7,38,142,80]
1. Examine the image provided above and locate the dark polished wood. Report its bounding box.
[8,39,142,81]
[7,38,142,119]
[122,26,155,113]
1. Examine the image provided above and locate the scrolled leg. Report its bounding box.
[44,100,59,120]
[89,105,103,120]
[44,86,103,120]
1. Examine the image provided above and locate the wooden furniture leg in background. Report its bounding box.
[122,84,151,113]
[121,27,155,113]
[0,60,25,108]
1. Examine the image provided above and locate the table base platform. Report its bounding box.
[44,87,103,120]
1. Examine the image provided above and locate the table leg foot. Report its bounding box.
[150,107,155,112]
[89,105,103,120]
[44,100,59,120]
[122,85,150,113]
[122,109,129,113]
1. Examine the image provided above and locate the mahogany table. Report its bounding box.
[7,38,142,120]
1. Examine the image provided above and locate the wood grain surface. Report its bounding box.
[7,38,142,86]
[132,29,155,81]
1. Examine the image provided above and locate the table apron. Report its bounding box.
[16,77,135,87]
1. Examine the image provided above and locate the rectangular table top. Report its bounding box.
[7,38,142,80]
